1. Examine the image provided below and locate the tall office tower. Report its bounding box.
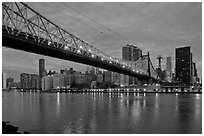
[6,78,14,89]
[39,59,45,78]
[52,73,65,89]
[122,44,142,85]
[31,74,40,89]
[166,56,172,81]
[192,62,198,83]
[2,73,7,89]
[20,73,31,89]
[41,75,53,91]
[175,46,192,85]
[122,44,142,61]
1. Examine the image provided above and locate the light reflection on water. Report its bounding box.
[2,91,202,134]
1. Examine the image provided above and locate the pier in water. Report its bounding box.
[2,91,202,134]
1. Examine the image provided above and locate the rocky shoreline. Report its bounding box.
[2,121,30,134]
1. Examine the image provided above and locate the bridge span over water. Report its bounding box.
[2,2,162,83]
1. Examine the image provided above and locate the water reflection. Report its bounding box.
[2,92,202,134]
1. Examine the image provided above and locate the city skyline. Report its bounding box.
[2,2,202,82]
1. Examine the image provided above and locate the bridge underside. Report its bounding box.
[3,31,150,80]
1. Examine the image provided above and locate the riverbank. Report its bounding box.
[3,88,202,94]
[2,121,30,134]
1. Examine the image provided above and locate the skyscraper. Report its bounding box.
[175,46,192,85]
[2,73,7,89]
[122,44,142,61]
[166,56,172,81]
[39,59,45,78]
[41,75,53,91]
[21,73,31,89]
[31,74,40,89]
[122,44,142,85]
[6,78,14,89]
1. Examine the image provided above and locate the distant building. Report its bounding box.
[104,71,112,82]
[2,73,7,89]
[39,59,47,89]
[53,73,64,89]
[122,44,142,86]
[85,72,92,84]
[75,72,85,84]
[6,77,14,89]
[63,74,72,88]
[166,56,172,81]
[112,72,120,86]
[120,74,129,86]
[91,81,97,89]
[192,62,198,84]
[97,74,103,83]
[122,44,142,61]
[20,73,31,89]
[41,75,53,91]
[39,59,46,78]
[175,46,192,85]
[95,67,100,75]
[31,74,40,89]
[90,67,96,81]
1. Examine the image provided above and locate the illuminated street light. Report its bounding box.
[77,50,81,53]
[48,41,51,45]
[64,46,68,50]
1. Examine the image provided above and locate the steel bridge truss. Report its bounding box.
[2,2,157,79]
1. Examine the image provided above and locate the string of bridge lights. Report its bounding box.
[25,2,148,76]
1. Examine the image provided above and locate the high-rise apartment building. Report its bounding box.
[122,44,142,85]
[31,74,40,89]
[166,56,172,81]
[120,74,129,86]
[39,59,45,78]
[112,72,120,86]
[2,73,7,89]
[192,62,198,83]
[6,77,14,89]
[122,44,142,61]
[97,74,103,83]
[20,73,31,89]
[41,75,53,91]
[75,72,85,84]
[52,73,64,89]
[175,46,192,85]
[104,71,112,82]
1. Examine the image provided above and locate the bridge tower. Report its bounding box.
[157,55,163,69]
[147,52,153,84]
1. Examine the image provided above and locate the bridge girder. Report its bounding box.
[2,2,159,82]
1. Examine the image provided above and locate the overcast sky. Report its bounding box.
[2,2,202,82]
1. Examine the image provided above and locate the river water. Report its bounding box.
[2,91,202,134]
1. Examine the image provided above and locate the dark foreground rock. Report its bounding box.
[2,121,30,134]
